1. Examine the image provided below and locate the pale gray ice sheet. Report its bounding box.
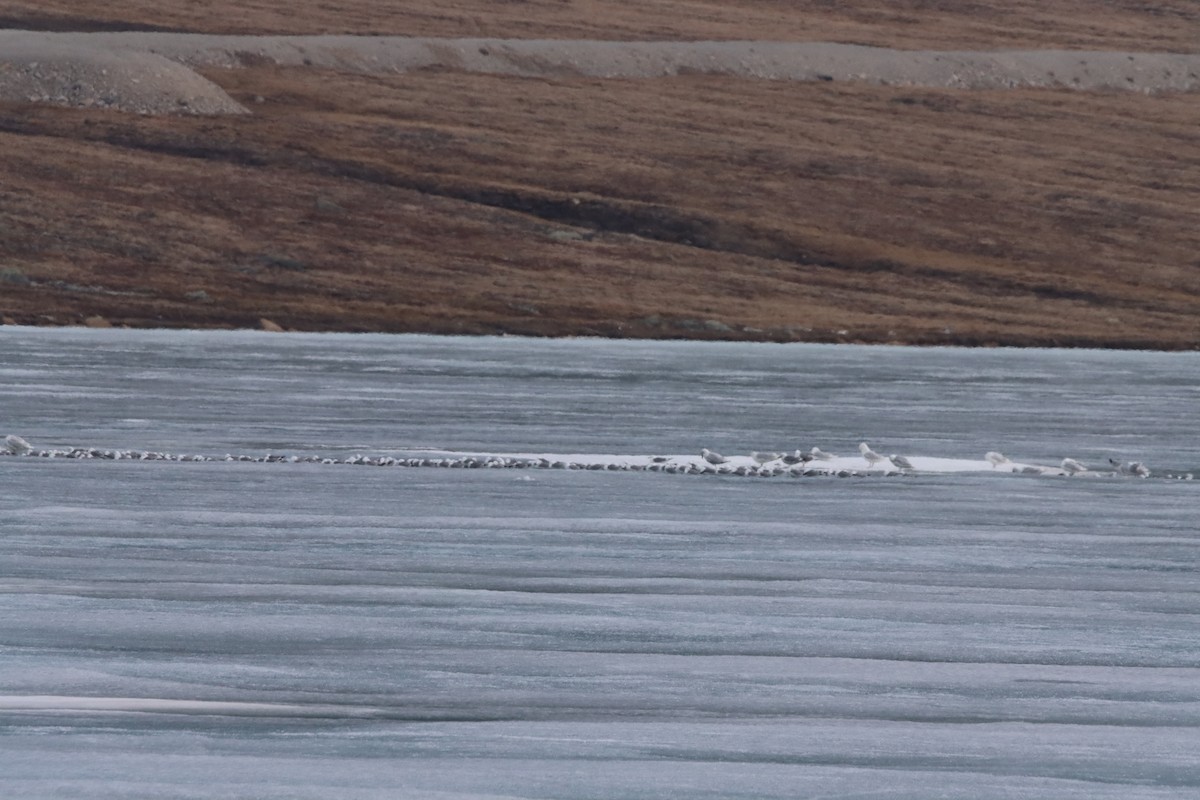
[2,327,1199,466]
[1,329,1198,798]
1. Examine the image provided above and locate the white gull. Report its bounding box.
[985,451,1011,468]
[4,434,32,455]
[859,442,888,466]
[1061,457,1089,475]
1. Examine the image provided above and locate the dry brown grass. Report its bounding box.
[1,2,1199,347]
[2,0,1198,51]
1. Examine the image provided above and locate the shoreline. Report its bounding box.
[3,320,1197,353]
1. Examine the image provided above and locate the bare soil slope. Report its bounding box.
[4,0,1199,51]
[1,2,1198,348]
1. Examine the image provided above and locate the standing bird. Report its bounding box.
[859,442,887,466]
[701,448,729,465]
[1109,458,1151,478]
[781,449,809,465]
[751,451,783,464]
[985,452,1011,468]
[809,447,836,461]
[1061,457,1089,475]
[4,434,32,455]
[889,454,915,471]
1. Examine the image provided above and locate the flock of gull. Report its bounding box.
[3,433,1181,479]
[699,443,1156,478]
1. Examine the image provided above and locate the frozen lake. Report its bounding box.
[1,328,1198,798]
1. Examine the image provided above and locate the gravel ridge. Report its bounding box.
[3,30,1200,115]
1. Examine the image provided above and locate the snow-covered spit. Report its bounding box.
[2,432,1185,479]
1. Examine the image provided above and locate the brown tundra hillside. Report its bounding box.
[1,0,1198,348]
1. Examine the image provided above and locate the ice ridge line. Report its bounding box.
[1,438,1194,480]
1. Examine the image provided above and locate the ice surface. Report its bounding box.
[0,329,1197,798]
